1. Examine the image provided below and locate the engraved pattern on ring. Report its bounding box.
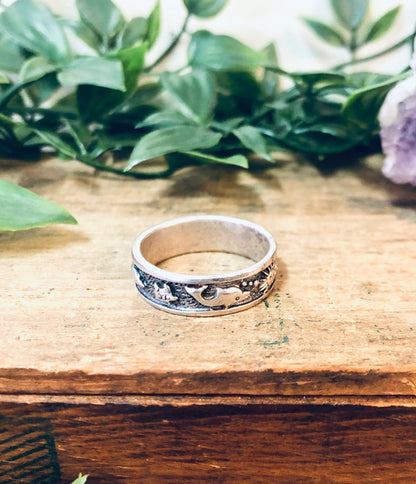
[132,262,277,313]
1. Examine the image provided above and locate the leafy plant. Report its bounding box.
[302,0,401,61]
[0,0,414,230]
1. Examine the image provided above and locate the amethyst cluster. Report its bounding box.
[379,54,416,186]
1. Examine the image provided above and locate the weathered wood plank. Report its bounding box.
[2,403,416,483]
[1,156,416,399]
[1,368,416,400]
[2,393,416,408]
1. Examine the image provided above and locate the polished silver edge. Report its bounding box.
[131,215,278,316]
[131,215,276,284]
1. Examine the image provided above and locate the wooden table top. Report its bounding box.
[2,155,416,406]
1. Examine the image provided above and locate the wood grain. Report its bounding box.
[2,156,416,401]
[2,403,416,483]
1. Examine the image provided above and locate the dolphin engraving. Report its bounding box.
[185,285,251,308]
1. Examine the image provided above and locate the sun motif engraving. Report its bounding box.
[241,263,277,294]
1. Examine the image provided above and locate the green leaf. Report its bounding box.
[188,30,266,71]
[0,73,9,84]
[121,17,147,48]
[76,85,118,122]
[160,69,216,124]
[330,0,368,29]
[71,474,88,484]
[76,0,125,39]
[125,125,222,170]
[63,120,90,156]
[115,44,147,95]
[1,0,69,64]
[264,67,346,93]
[184,151,249,168]
[216,71,263,100]
[0,80,36,112]
[23,75,60,106]
[232,125,273,162]
[19,57,57,83]
[314,85,352,105]
[92,131,141,156]
[112,82,162,114]
[0,35,25,73]
[58,57,125,91]
[23,72,61,107]
[261,43,279,98]
[290,71,346,88]
[61,19,101,52]
[137,110,193,128]
[284,130,361,154]
[364,6,401,44]
[32,129,77,158]
[0,179,77,231]
[301,18,347,47]
[75,44,146,122]
[341,71,411,129]
[145,1,160,49]
[293,121,357,139]
[346,71,393,89]
[183,0,227,18]
[210,117,245,134]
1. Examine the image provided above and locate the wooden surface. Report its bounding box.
[2,402,416,483]
[1,155,416,403]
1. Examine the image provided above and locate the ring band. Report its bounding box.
[131,215,277,316]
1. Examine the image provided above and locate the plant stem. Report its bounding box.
[0,79,37,112]
[349,27,358,62]
[144,13,191,72]
[0,114,21,144]
[334,31,416,70]
[77,155,175,179]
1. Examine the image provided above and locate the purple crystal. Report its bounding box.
[381,93,416,185]
[378,41,416,186]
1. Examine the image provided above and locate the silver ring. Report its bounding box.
[131,215,277,316]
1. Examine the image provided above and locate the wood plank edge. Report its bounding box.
[2,368,416,397]
[1,368,416,396]
[0,394,416,407]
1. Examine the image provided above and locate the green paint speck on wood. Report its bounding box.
[262,335,289,347]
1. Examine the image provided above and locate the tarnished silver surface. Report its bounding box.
[131,215,277,316]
